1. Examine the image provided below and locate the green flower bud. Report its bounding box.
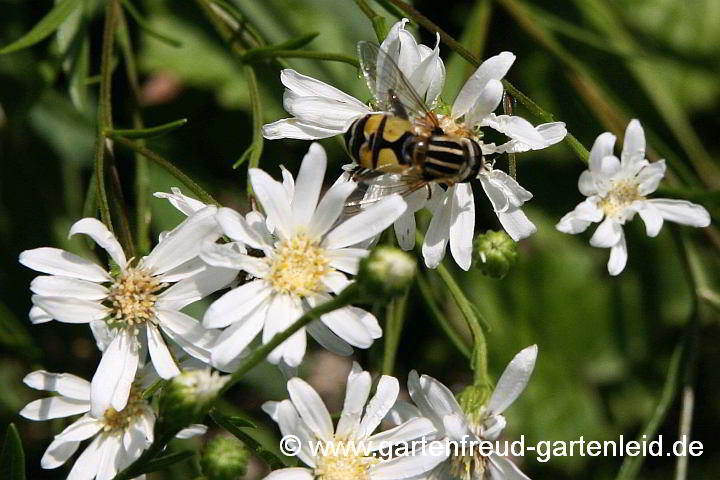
[357,246,416,299]
[472,230,518,279]
[456,383,492,425]
[201,435,250,480]
[159,369,228,431]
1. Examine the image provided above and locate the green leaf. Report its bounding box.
[137,450,195,475]
[1,424,26,480]
[108,118,188,139]
[121,0,183,48]
[241,32,319,62]
[210,409,293,469]
[0,0,83,55]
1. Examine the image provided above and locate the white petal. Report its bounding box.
[90,330,139,417]
[176,424,208,439]
[20,397,89,420]
[621,119,646,169]
[422,192,451,269]
[250,168,295,239]
[308,181,357,239]
[418,374,464,418]
[589,132,617,172]
[203,280,270,328]
[154,188,207,215]
[556,199,603,234]
[216,207,269,249]
[142,206,221,275]
[29,306,53,324]
[55,415,104,442]
[280,165,296,199]
[394,211,417,250]
[157,309,217,363]
[321,271,351,294]
[578,170,600,196]
[281,69,369,107]
[357,375,399,438]
[324,195,407,249]
[370,448,448,479]
[320,305,376,348]
[408,36,446,105]
[465,79,503,127]
[327,248,368,275]
[483,114,546,149]
[406,371,443,429]
[263,118,344,140]
[306,320,354,357]
[608,233,628,276]
[386,401,422,425]
[453,52,515,119]
[449,184,475,271]
[293,143,327,225]
[284,93,367,131]
[442,412,472,442]
[69,218,127,269]
[488,345,537,416]
[636,203,664,237]
[287,377,333,441]
[31,276,108,300]
[263,294,306,367]
[336,366,371,439]
[31,295,108,324]
[153,257,207,283]
[497,209,537,241]
[147,324,180,379]
[211,299,268,370]
[41,437,81,469]
[19,248,110,282]
[589,217,623,248]
[367,416,435,446]
[96,433,122,480]
[156,265,237,311]
[67,434,103,480]
[636,160,666,195]
[647,199,711,228]
[489,453,531,480]
[23,370,90,400]
[263,467,314,480]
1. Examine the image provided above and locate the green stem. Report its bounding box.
[243,49,360,68]
[95,0,119,232]
[382,291,409,375]
[415,231,489,385]
[108,135,218,206]
[384,0,590,163]
[416,272,471,358]
[353,0,388,42]
[243,64,264,194]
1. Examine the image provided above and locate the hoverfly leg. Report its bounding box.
[425,183,432,200]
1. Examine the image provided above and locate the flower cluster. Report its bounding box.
[14,14,711,480]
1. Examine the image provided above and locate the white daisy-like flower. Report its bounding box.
[389,346,538,480]
[262,19,566,270]
[556,120,711,275]
[19,209,237,416]
[261,363,442,480]
[200,143,407,369]
[19,370,206,480]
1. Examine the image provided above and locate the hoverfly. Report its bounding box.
[343,41,486,209]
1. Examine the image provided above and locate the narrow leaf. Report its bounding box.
[121,0,183,48]
[241,32,319,62]
[108,119,188,139]
[1,424,26,480]
[137,450,195,474]
[0,0,83,54]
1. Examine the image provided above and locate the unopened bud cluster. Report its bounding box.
[472,231,518,279]
[201,434,250,480]
[357,246,416,299]
[159,369,228,430]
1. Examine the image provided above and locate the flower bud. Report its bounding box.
[456,383,492,424]
[357,246,416,299]
[159,369,228,430]
[201,434,250,480]
[472,230,518,279]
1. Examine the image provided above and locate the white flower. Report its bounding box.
[390,346,538,480]
[261,363,442,480]
[153,187,208,216]
[19,370,206,479]
[19,209,237,416]
[200,143,407,369]
[556,120,711,275]
[262,19,565,270]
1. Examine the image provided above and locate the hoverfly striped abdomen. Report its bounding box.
[344,113,415,172]
[421,135,485,183]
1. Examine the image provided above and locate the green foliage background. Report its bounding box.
[0,0,719,479]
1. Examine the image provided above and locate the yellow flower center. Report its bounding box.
[314,440,378,480]
[597,180,643,217]
[437,115,476,139]
[267,234,332,297]
[450,452,488,480]
[102,387,146,432]
[107,266,165,331]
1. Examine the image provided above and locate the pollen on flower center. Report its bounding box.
[437,115,475,139]
[598,180,643,217]
[107,266,165,329]
[450,450,488,480]
[314,440,378,480]
[267,234,332,296]
[102,387,145,432]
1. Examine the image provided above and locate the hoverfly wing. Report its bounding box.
[344,170,427,215]
[357,41,439,127]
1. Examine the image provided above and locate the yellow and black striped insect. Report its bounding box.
[344,42,486,206]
